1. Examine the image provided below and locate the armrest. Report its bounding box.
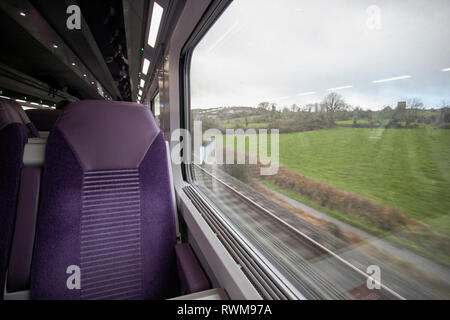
[175,243,210,295]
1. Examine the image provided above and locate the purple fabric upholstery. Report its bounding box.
[25,109,63,132]
[30,129,83,300]
[30,101,181,300]
[56,100,160,171]
[175,243,210,295]
[0,97,31,299]
[139,133,179,299]
[0,98,24,131]
[7,167,41,292]
[78,168,144,299]
[0,123,27,299]
[0,97,39,138]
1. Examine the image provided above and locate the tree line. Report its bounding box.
[193,93,450,133]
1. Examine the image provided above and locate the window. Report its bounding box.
[188,0,450,299]
[152,92,161,125]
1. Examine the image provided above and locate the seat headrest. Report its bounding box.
[0,97,39,137]
[55,100,161,171]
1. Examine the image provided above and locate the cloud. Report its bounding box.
[191,0,450,110]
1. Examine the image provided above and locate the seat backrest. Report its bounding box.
[30,101,178,300]
[0,97,38,299]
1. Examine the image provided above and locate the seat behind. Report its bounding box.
[25,109,64,132]
[0,97,38,299]
[30,101,179,299]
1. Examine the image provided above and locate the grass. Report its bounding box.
[423,110,440,117]
[335,119,370,125]
[226,127,450,235]
[276,128,450,234]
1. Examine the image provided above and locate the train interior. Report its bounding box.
[0,0,449,301]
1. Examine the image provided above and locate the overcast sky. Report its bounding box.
[190,0,450,110]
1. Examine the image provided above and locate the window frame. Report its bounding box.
[176,0,450,300]
[178,0,311,300]
[179,0,233,183]
[150,91,161,117]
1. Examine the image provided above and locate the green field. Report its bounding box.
[226,127,450,235]
[335,119,370,125]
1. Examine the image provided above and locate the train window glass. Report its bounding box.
[189,0,450,299]
[152,92,161,125]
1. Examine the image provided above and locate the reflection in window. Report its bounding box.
[153,93,161,125]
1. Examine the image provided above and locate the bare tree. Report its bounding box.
[257,102,270,110]
[405,98,424,126]
[320,92,348,125]
[407,98,424,110]
[439,100,450,109]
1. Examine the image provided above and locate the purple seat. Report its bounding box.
[30,101,183,299]
[0,97,38,299]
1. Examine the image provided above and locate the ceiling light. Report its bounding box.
[16,99,26,103]
[72,62,76,66]
[147,2,164,48]
[53,44,58,48]
[327,85,353,91]
[140,79,145,88]
[19,12,26,17]
[441,68,450,72]
[30,102,39,105]
[83,74,87,77]
[372,75,411,83]
[142,58,150,75]
[139,89,143,96]
[296,91,316,96]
